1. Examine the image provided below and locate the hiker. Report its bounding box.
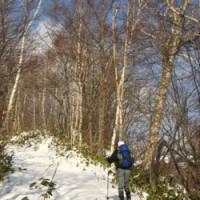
[107,140,133,200]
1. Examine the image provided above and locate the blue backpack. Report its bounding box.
[118,144,133,169]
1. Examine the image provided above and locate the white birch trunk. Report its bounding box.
[111,93,120,153]
[70,0,83,148]
[77,0,83,148]
[78,81,83,148]
[49,96,53,130]
[1,0,43,133]
[111,4,129,152]
[55,87,59,130]
[21,94,27,129]
[16,88,21,131]
[70,92,76,147]
[3,36,25,131]
[41,89,46,129]
[110,5,118,153]
[143,1,188,175]
[118,7,129,139]
[33,91,36,130]
[41,59,48,129]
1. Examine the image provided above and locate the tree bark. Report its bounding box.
[0,0,43,134]
[42,58,48,129]
[98,2,106,151]
[111,3,129,151]
[110,4,118,153]
[143,1,191,181]
[70,0,83,148]
[33,90,36,130]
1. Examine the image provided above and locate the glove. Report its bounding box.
[106,156,111,164]
[108,169,112,175]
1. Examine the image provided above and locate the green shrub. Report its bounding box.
[30,177,56,199]
[0,145,13,181]
[10,130,46,146]
[21,197,29,200]
[188,190,200,200]
[80,146,107,167]
[129,164,187,200]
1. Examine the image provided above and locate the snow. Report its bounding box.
[0,136,147,200]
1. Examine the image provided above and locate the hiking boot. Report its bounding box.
[118,191,124,200]
[125,190,131,200]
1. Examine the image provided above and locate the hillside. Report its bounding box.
[0,134,146,200]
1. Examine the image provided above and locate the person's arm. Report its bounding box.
[107,150,118,163]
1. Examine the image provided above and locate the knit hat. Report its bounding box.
[118,140,125,147]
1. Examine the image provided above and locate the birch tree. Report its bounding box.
[110,0,144,152]
[0,0,19,130]
[143,0,200,182]
[1,0,43,133]
[98,1,107,151]
[70,0,83,148]
[41,56,48,130]
[110,4,118,152]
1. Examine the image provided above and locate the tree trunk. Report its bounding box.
[0,0,43,134]
[143,1,188,182]
[21,94,27,129]
[15,87,21,131]
[111,3,129,151]
[98,89,105,150]
[33,90,36,130]
[97,1,106,151]
[143,48,179,183]
[110,5,118,153]
[41,59,48,129]
[78,81,83,148]
[70,0,83,148]
[2,36,25,132]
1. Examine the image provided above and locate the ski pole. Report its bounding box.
[106,170,109,199]
[107,169,112,199]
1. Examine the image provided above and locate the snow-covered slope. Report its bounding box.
[0,137,146,200]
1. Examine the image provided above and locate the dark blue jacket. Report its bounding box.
[107,148,133,170]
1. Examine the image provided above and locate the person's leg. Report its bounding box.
[116,168,125,200]
[124,169,131,200]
